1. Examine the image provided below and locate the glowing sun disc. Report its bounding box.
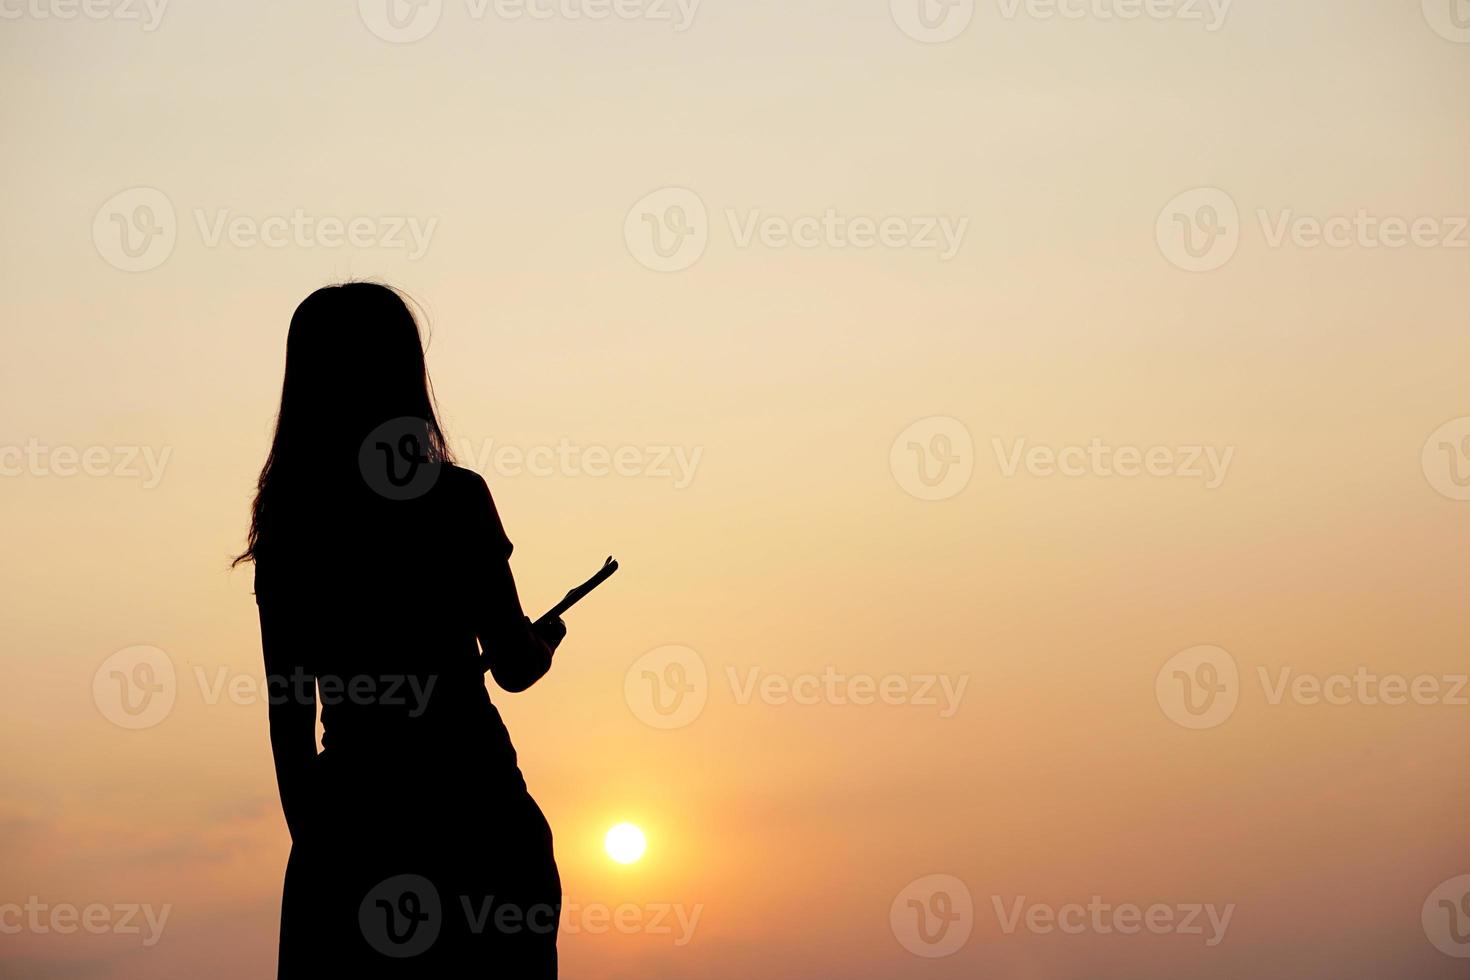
[604,823,647,864]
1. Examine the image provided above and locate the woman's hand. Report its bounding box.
[532,615,567,653]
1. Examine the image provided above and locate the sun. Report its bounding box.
[604,823,647,864]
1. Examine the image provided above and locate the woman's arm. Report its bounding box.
[476,560,564,693]
[467,472,565,692]
[257,599,318,842]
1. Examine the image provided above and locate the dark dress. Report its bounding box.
[254,465,560,977]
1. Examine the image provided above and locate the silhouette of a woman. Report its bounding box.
[238,283,565,977]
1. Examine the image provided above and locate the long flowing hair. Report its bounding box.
[235,282,454,566]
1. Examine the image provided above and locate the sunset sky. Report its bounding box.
[3,1,1470,977]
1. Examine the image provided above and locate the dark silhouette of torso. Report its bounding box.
[255,464,559,977]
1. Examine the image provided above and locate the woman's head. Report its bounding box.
[236,282,454,564]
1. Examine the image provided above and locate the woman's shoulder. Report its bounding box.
[437,462,492,502]
[437,464,513,555]
[436,463,505,524]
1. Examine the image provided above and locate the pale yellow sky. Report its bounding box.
[3,1,1470,977]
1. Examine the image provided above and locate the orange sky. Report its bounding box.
[3,1,1470,977]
